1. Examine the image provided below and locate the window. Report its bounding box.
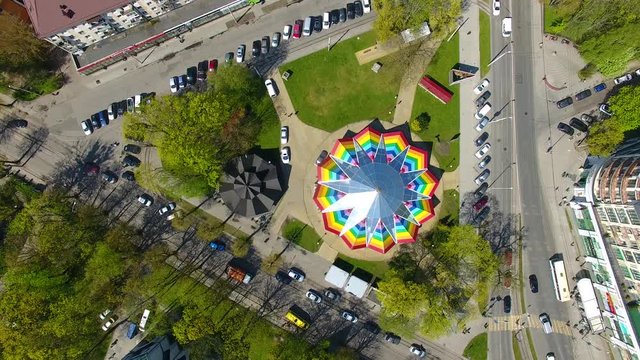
[616,248,625,260]
[616,208,630,224]
[628,209,640,226]
[631,267,640,281]
[622,266,633,279]
[625,250,635,263]
[634,252,640,265]
[597,207,608,222]
[606,208,619,223]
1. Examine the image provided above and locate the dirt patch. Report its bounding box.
[435,141,450,156]
[262,0,288,14]
[225,11,255,28]
[355,44,401,65]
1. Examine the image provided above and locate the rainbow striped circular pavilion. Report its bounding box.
[313,126,439,254]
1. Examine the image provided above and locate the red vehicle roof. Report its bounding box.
[418,76,453,104]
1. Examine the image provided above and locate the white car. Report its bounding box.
[340,310,358,323]
[107,103,115,120]
[158,202,176,215]
[280,126,289,144]
[288,268,304,281]
[101,317,116,331]
[475,143,491,159]
[323,12,331,30]
[283,25,292,40]
[363,0,371,13]
[305,290,322,303]
[476,116,490,131]
[99,309,111,320]
[410,344,426,358]
[492,0,500,16]
[546,353,555,360]
[236,44,245,63]
[137,194,153,207]
[473,78,490,94]
[475,103,492,120]
[169,77,178,93]
[81,120,93,135]
[502,17,512,38]
[614,73,632,85]
[281,146,291,164]
[134,94,142,113]
[265,79,277,97]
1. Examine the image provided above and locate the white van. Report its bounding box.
[475,103,491,120]
[502,17,512,38]
[139,309,150,332]
[363,0,371,13]
[303,16,312,36]
[265,79,277,97]
[323,12,330,30]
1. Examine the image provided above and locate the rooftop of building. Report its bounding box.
[23,0,130,38]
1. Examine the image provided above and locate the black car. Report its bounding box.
[275,271,292,284]
[529,274,538,293]
[557,122,574,136]
[354,1,363,17]
[90,113,101,129]
[384,332,401,344]
[474,182,488,198]
[124,144,142,154]
[102,170,118,184]
[252,40,261,57]
[261,36,269,54]
[503,295,511,314]
[313,16,322,33]
[569,117,588,132]
[330,9,340,24]
[475,91,491,108]
[474,132,489,147]
[574,89,592,101]
[364,321,380,334]
[339,8,347,22]
[117,100,127,116]
[346,3,355,19]
[186,66,197,85]
[123,155,141,167]
[122,171,135,182]
[556,96,573,109]
[7,119,28,128]
[197,61,207,81]
[474,206,490,225]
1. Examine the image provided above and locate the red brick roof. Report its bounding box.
[23,0,130,38]
[419,76,453,104]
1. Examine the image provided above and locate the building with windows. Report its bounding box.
[572,139,640,358]
[23,0,250,74]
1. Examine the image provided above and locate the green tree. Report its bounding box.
[373,0,461,41]
[0,13,48,70]
[378,274,430,318]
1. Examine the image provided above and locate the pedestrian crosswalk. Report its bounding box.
[488,314,573,336]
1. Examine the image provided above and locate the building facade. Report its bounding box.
[573,139,640,358]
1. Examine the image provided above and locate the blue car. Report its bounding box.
[593,83,607,93]
[98,111,108,127]
[208,240,226,251]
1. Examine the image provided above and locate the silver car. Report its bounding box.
[475,169,490,185]
[478,155,491,169]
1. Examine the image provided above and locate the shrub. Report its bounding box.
[578,63,597,80]
[231,236,251,258]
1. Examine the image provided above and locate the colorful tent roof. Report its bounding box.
[313,126,439,254]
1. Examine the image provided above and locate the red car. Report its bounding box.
[473,196,488,211]
[293,20,303,39]
[208,59,218,72]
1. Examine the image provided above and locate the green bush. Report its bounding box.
[578,63,597,80]
[231,236,251,258]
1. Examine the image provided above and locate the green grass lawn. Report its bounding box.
[411,34,460,171]
[479,11,491,77]
[463,332,488,360]
[255,95,281,150]
[280,31,406,131]
[337,254,389,279]
[439,189,460,224]
[281,218,323,252]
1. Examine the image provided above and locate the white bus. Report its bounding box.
[549,257,571,302]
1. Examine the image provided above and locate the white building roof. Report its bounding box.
[577,278,604,332]
[324,265,349,288]
[400,22,431,43]
[345,275,369,298]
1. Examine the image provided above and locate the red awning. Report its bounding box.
[419,76,453,104]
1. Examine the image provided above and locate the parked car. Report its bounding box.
[158,202,176,215]
[196,61,207,81]
[474,78,490,94]
[123,155,141,167]
[122,171,135,182]
[324,288,341,301]
[90,113,101,129]
[208,240,226,251]
[107,103,116,120]
[363,0,371,13]
[102,170,118,184]
[102,317,117,331]
[474,169,490,185]
[478,155,491,169]
[169,77,178,93]
[287,268,305,282]
[574,89,592,101]
[556,96,573,109]
[614,73,632,85]
[117,100,127,116]
[124,144,141,154]
[305,289,322,303]
[476,116,490,132]
[252,40,261,57]
[354,1,363,17]
[137,194,153,207]
[177,75,185,89]
[293,20,303,39]
[409,344,426,358]
[330,9,340,24]
[99,309,111,320]
[81,120,93,135]
[557,122,574,136]
[474,132,489,147]
[283,25,292,40]
[275,271,292,284]
[98,111,108,127]
[224,52,234,63]
[474,182,489,198]
[473,196,488,211]
[271,32,281,47]
[127,97,135,113]
[503,295,511,313]
[281,147,291,164]
[236,45,245,63]
[492,0,500,15]
[475,91,491,108]
[593,82,607,93]
[265,79,277,97]
[280,126,289,144]
[546,352,556,360]
[475,103,492,120]
[474,206,490,224]
[316,150,329,165]
[208,59,218,72]
[364,321,380,334]
[385,332,401,344]
[261,36,270,54]
[599,103,613,116]
[186,66,197,85]
[539,313,552,334]
[346,3,355,19]
[339,8,347,22]
[569,117,588,132]
[313,16,323,33]
[475,143,491,158]
[581,113,595,124]
[529,274,538,293]
[340,310,358,323]
[323,12,331,30]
